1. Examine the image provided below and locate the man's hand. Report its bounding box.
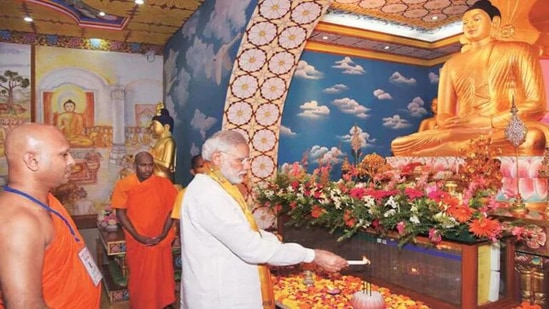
[134,234,160,246]
[312,249,348,272]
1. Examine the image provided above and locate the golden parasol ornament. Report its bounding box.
[504,97,528,148]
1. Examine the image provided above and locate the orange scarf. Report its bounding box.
[206,168,275,309]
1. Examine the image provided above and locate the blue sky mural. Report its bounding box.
[164,0,256,185]
[278,51,442,178]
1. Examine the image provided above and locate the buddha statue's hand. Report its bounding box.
[439,115,491,129]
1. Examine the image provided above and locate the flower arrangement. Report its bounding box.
[256,136,534,246]
[97,204,119,232]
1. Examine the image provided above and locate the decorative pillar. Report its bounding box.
[515,251,549,308]
[109,85,126,164]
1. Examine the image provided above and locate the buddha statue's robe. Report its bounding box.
[56,111,94,147]
[391,40,547,156]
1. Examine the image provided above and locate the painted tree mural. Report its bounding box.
[0,70,30,114]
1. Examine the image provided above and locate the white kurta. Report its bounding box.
[180,174,315,309]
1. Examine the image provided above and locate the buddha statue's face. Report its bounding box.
[150,120,166,137]
[462,9,492,42]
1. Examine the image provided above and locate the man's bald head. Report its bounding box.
[134,151,154,182]
[5,123,63,160]
[5,123,72,187]
[135,151,153,163]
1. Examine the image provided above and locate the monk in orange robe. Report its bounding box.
[112,151,178,309]
[0,123,101,308]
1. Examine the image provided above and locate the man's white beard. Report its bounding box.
[220,159,243,184]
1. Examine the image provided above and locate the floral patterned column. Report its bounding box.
[221,0,332,227]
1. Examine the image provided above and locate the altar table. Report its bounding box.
[272,267,429,309]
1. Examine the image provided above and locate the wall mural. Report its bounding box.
[278,51,439,176]
[164,0,257,186]
[0,44,165,222]
[0,42,31,184]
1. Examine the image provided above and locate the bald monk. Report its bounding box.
[391,0,547,156]
[112,151,178,308]
[0,123,101,308]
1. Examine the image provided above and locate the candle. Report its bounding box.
[348,260,367,265]
[347,256,371,265]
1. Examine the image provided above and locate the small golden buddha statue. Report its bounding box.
[150,103,176,181]
[391,0,547,157]
[418,98,438,132]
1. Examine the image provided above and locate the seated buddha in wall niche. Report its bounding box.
[391,0,547,157]
[56,99,94,148]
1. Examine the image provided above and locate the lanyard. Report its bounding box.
[4,185,81,243]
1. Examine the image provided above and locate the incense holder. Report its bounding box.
[350,290,385,309]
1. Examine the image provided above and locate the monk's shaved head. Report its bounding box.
[134,151,154,181]
[5,123,73,189]
[5,123,60,161]
[135,151,153,164]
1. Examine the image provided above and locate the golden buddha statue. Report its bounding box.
[418,98,438,132]
[391,0,547,157]
[150,103,176,180]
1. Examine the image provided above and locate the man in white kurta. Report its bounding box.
[180,130,348,309]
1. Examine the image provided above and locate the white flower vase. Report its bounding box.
[350,291,385,309]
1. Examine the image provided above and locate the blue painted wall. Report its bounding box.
[164,0,256,185]
[279,51,442,178]
[164,0,443,184]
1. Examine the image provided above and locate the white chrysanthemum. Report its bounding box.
[291,2,322,24]
[239,48,267,72]
[231,75,258,99]
[264,190,274,198]
[226,101,253,125]
[268,51,295,75]
[256,103,280,126]
[278,26,306,49]
[248,21,277,46]
[433,212,459,229]
[363,195,376,207]
[410,215,420,224]
[384,209,396,217]
[259,0,291,19]
[385,196,398,209]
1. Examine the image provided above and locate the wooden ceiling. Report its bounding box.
[1,0,548,61]
[1,0,204,46]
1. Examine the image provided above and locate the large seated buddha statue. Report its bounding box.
[391,0,548,157]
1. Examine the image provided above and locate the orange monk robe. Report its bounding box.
[0,194,101,309]
[111,174,177,309]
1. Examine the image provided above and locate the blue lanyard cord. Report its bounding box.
[4,185,80,243]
